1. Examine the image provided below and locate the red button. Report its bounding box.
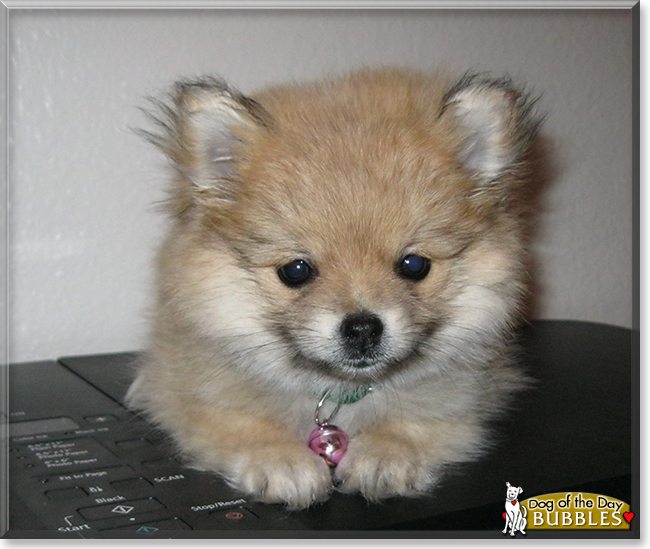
[225,511,244,520]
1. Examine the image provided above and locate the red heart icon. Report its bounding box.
[624,512,634,524]
[511,501,516,505]
[502,512,506,520]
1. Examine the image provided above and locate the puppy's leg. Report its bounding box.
[164,405,333,510]
[334,416,483,501]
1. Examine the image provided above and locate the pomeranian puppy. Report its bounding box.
[127,68,541,510]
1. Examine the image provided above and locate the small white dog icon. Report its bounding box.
[503,481,527,536]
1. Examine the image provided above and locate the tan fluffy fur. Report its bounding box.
[127,68,540,509]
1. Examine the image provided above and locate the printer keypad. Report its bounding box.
[9,396,295,535]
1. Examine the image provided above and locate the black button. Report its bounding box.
[78,498,165,521]
[116,438,153,450]
[85,414,118,424]
[17,438,122,475]
[100,518,192,536]
[110,478,153,493]
[45,487,88,501]
[141,457,178,470]
[42,465,136,487]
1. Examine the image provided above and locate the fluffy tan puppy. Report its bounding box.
[127,68,541,509]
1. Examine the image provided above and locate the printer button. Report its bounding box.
[45,486,88,501]
[209,508,259,529]
[84,414,118,424]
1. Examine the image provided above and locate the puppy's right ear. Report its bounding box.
[440,74,541,191]
[141,77,270,203]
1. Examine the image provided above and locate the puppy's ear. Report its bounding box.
[441,74,541,189]
[141,77,270,202]
[518,487,523,495]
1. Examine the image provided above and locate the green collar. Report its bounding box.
[324,385,372,405]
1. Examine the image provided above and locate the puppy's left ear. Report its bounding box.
[441,74,541,190]
[140,77,271,204]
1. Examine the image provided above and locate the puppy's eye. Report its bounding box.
[398,254,431,281]
[277,259,315,287]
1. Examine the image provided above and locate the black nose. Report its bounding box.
[340,312,384,354]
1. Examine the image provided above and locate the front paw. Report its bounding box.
[333,433,438,501]
[226,444,333,510]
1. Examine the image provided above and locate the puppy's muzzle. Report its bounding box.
[340,312,384,364]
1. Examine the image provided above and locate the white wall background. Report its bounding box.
[8,8,634,363]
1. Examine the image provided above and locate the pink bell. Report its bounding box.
[308,424,348,468]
